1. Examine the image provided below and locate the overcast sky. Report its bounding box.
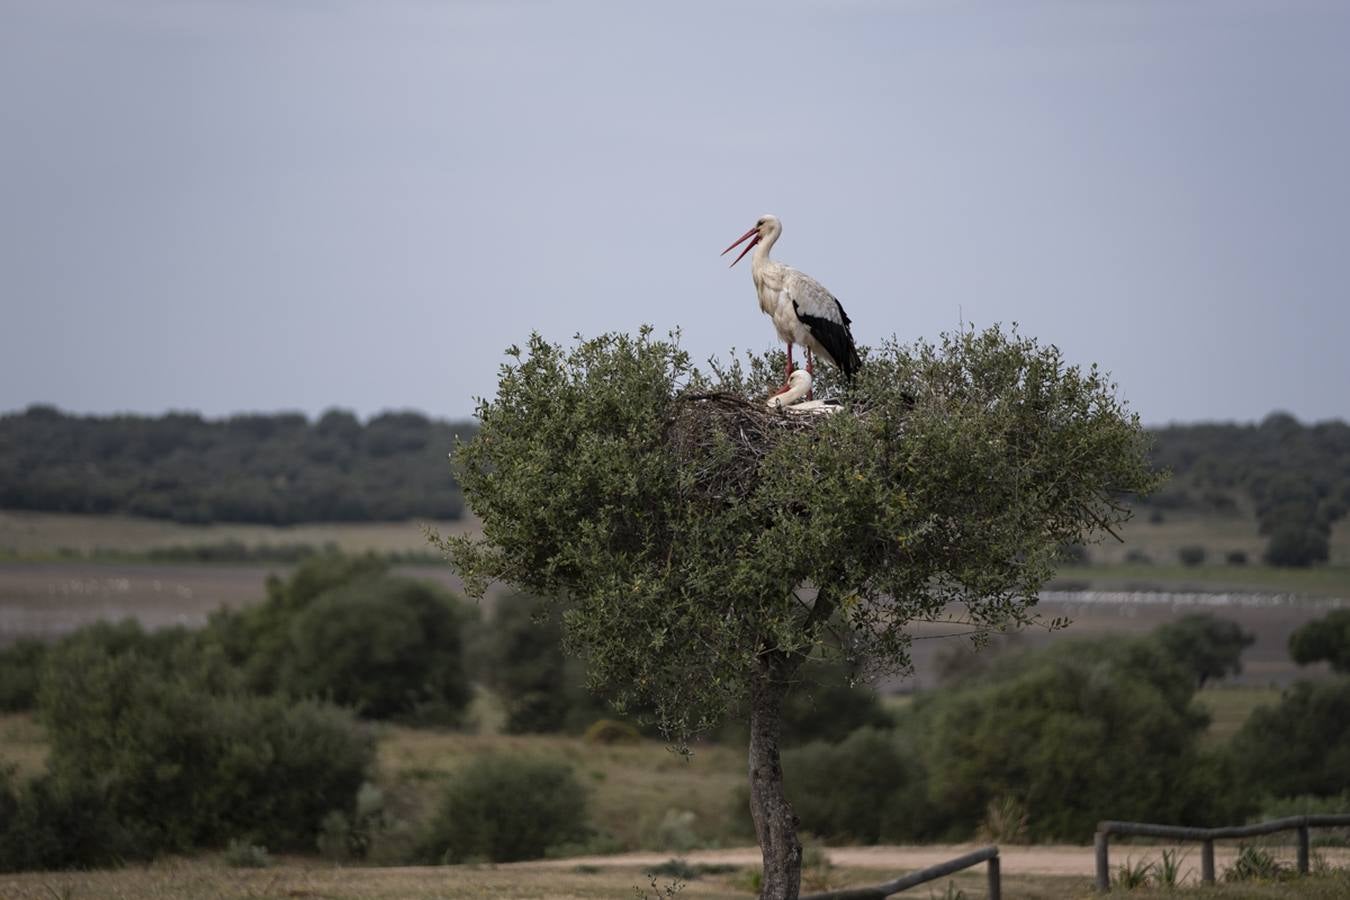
[2,0,1347,426]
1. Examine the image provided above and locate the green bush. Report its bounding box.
[0,768,140,872]
[280,575,472,722]
[783,727,930,843]
[1153,613,1254,688]
[1230,679,1350,798]
[38,638,376,856]
[1289,610,1350,673]
[1265,524,1330,567]
[908,637,1249,841]
[1178,544,1207,566]
[202,553,392,695]
[483,595,612,734]
[417,756,590,863]
[584,719,641,744]
[0,639,47,711]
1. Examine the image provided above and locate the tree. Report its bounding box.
[439,326,1159,897]
[280,575,473,722]
[1265,523,1330,568]
[1289,610,1350,673]
[1153,613,1255,688]
[1230,679,1350,798]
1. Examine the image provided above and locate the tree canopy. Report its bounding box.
[1289,609,1350,673]
[1153,613,1255,688]
[443,326,1160,739]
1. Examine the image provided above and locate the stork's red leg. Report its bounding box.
[806,350,815,401]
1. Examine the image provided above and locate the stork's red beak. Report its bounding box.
[721,226,760,267]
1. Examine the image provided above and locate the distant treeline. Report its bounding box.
[1144,412,1350,566]
[2,406,1348,545]
[0,406,473,524]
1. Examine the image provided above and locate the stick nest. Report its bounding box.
[666,391,858,502]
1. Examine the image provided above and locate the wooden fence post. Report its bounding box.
[1094,830,1110,892]
[1298,825,1310,875]
[1200,840,1215,885]
[986,853,1001,900]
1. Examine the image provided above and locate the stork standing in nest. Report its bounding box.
[722,214,862,396]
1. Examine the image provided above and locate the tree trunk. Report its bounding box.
[748,658,802,899]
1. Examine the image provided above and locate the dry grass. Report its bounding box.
[0,511,480,558]
[375,726,747,851]
[0,859,754,899]
[1,714,748,852]
[1195,686,1283,746]
[1055,562,1350,599]
[3,857,1348,900]
[1091,510,1350,572]
[0,856,1110,900]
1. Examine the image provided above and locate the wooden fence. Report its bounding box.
[801,845,1000,900]
[1094,814,1350,892]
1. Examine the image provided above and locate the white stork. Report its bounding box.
[722,214,861,393]
[765,370,841,414]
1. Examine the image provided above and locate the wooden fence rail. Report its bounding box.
[1094,814,1350,892]
[802,845,1000,900]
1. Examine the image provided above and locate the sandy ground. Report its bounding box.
[511,843,1350,877]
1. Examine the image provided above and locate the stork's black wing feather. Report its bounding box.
[793,298,862,380]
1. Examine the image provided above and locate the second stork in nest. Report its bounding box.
[722,213,862,396]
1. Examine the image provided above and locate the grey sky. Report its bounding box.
[2,0,1347,426]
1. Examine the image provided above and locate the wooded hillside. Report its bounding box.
[0,406,470,524]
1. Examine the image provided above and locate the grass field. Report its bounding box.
[0,860,1068,900]
[1195,686,1283,745]
[1,855,1349,900]
[1097,511,1350,569]
[4,510,1350,593]
[375,726,748,853]
[0,511,477,559]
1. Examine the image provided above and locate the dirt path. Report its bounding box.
[511,843,1350,878]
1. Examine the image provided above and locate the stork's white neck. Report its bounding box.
[750,224,781,278]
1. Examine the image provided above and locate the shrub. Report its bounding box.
[0,768,140,872]
[222,839,271,868]
[909,637,1249,841]
[317,783,388,861]
[1265,525,1330,568]
[280,575,472,722]
[0,639,47,711]
[1224,845,1293,882]
[645,809,700,852]
[1226,550,1248,565]
[1153,614,1254,688]
[584,719,641,744]
[782,727,929,844]
[482,594,614,735]
[417,756,590,863]
[1289,610,1350,673]
[38,639,375,855]
[202,553,392,694]
[1178,544,1207,566]
[1230,679,1350,798]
